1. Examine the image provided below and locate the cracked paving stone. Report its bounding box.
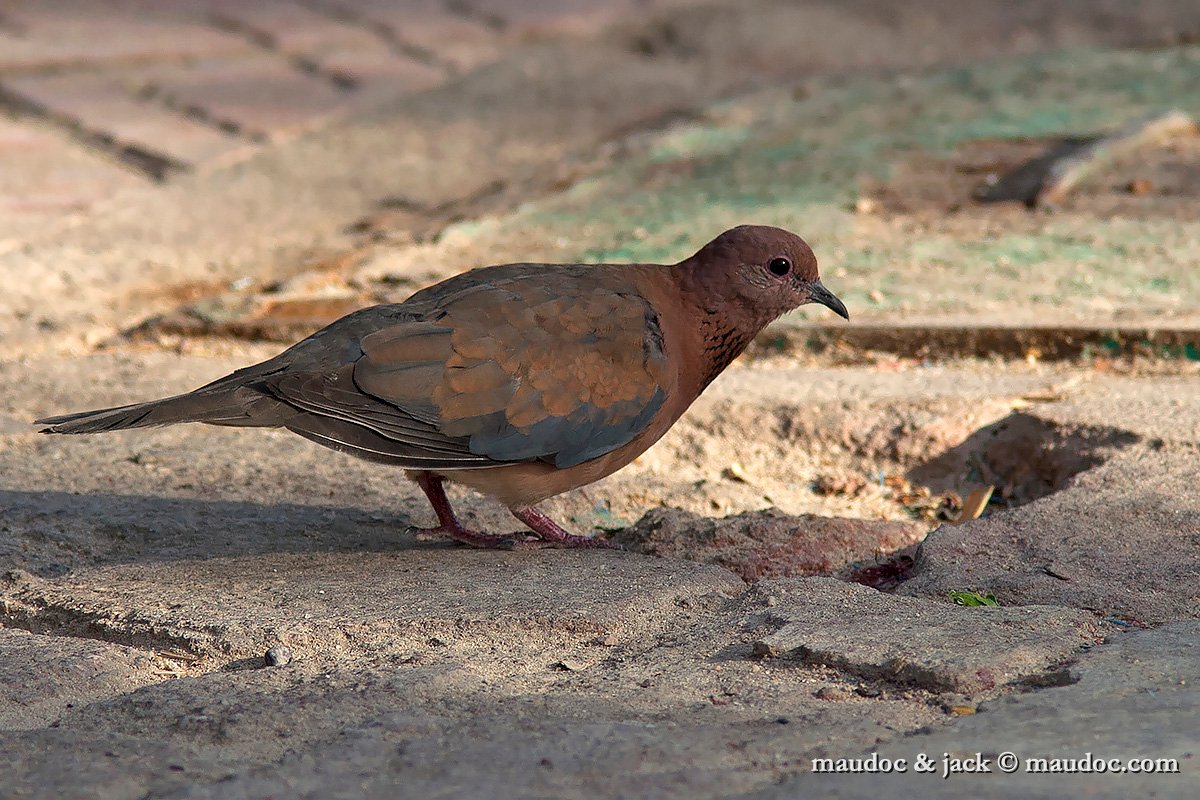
[0,550,747,661]
[901,448,1200,626]
[749,577,1102,694]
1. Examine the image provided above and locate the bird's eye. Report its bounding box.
[767,257,792,277]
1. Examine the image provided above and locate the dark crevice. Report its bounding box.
[0,587,205,663]
[841,414,1140,592]
[444,0,508,32]
[618,396,1141,588]
[1015,664,1081,690]
[0,84,186,182]
[205,12,363,92]
[296,0,457,75]
[751,621,1092,697]
[906,414,1139,505]
[135,82,264,142]
[345,178,507,243]
[0,10,28,36]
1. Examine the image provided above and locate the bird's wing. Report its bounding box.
[359,270,671,469]
[263,269,671,470]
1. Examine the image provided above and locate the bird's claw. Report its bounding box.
[410,525,620,550]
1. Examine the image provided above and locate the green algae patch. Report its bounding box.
[422,46,1200,326]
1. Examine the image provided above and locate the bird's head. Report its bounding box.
[682,225,848,324]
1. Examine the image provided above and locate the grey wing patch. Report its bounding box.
[465,390,667,468]
[553,389,667,467]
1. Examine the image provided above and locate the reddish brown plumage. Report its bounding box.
[37,225,847,548]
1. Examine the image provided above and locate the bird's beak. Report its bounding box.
[808,280,849,320]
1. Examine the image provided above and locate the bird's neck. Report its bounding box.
[671,263,768,390]
[695,309,756,388]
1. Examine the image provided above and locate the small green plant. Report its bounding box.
[949,590,1000,607]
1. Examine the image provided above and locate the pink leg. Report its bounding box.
[512,506,623,550]
[412,472,526,548]
[410,472,621,550]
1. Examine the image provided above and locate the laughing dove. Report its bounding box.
[38,225,848,548]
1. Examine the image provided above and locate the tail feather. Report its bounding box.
[36,388,277,434]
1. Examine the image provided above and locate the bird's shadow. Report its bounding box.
[0,488,447,577]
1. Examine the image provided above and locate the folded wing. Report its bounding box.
[264,267,671,470]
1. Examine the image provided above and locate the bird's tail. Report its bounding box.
[36,388,273,434]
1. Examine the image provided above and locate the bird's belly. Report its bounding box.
[436,426,665,509]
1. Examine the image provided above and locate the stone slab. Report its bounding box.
[902,447,1200,626]
[321,0,503,71]
[0,573,949,800]
[749,578,1101,695]
[0,115,144,244]
[0,1,251,72]
[0,343,1194,800]
[0,551,746,661]
[748,621,1200,798]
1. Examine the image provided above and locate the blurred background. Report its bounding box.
[3,0,1199,355]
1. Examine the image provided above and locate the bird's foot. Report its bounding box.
[512,506,625,550]
[412,471,528,548]
[413,523,617,550]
